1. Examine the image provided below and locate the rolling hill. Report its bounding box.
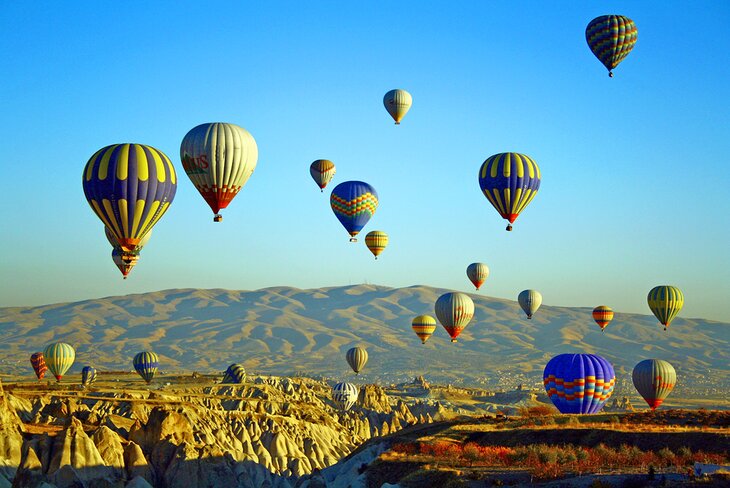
[1,285,728,405]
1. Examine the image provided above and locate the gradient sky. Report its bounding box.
[1,2,729,322]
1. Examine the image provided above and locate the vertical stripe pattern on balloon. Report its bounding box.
[133,351,159,384]
[478,153,541,225]
[632,359,676,410]
[647,286,684,329]
[83,144,177,251]
[543,353,616,414]
[585,15,638,73]
[43,342,76,381]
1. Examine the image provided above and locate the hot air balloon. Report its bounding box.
[411,315,437,344]
[83,144,177,252]
[345,347,368,375]
[383,89,412,124]
[592,306,614,331]
[112,248,140,279]
[647,286,683,331]
[81,366,97,388]
[30,352,48,380]
[365,231,388,259]
[478,152,541,231]
[222,363,246,384]
[105,226,152,250]
[466,263,490,290]
[43,342,75,382]
[518,290,542,319]
[133,351,159,384]
[585,15,638,77]
[332,382,359,411]
[435,292,475,342]
[632,359,676,410]
[543,353,616,414]
[330,181,378,242]
[180,122,258,222]
[310,159,336,192]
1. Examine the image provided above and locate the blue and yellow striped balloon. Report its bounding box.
[81,366,97,388]
[585,15,638,77]
[43,342,75,382]
[133,351,159,384]
[330,181,378,242]
[478,152,540,231]
[543,353,616,414]
[83,144,177,252]
[647,286,684,331]
[222,363,246,384]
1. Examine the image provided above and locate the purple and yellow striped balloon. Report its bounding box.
[543,353,615,414]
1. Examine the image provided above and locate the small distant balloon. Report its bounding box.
[310,159,336,192]
[43,342,75,382]
[180,122,258,222]
[632,359,676,410]
[81,366,97,388]
[647,286,684,330]
[478,152,541,231]
[518,290,542,319]
[383,89,412,124]
[435,292,475,342]
[332,382,359,411]
[543,353,616,414]
[133,351,159,384]
[222,363,246,384]
[592,306,614,332]
[345,347,368,375]
[585,15,638,77]
[30,352,48,380]
[411,315,437,344]
[330,181,378,242]
[365,231,388,259]
[466,263,490,290]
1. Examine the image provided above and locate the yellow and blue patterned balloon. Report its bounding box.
[543,353,616,414]
[222,363,246,384]
[585,15,638,77]
[133,351,159,384]
[83,144,177,252]
[478,152,540,231]
[81,366,97,388]
[411,315,437,344]
[310,159,336,192]
[647,286,684,330]
[43,342,75,382]
[330,181,378,242]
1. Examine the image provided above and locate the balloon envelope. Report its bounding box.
[83,144,177,252]
[365,231,388,259]
[592,306,614,331]
[543,353,616,414]
[585,15,638,76]
[222,363,246,384]
[466,263,490,290]
[647,286,684,330]
[345,347,368,374]
[330,181,378,241]
[180,122,258,221]
[632,359,676,410]
[478,152,540,231]
[30,352,48,380]
[435,292,475,342]
[411,315,437,344]
[383,89,412,124]
[518,290,542,319]
[81,366,97,388]
[43,342,75,382]
[332,382,359,411]
[133,351,159,384]
[310,159,336,191]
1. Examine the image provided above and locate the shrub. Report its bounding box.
[462,443,481,466]
[657,447,676,466]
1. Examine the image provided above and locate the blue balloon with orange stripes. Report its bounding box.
[478,152,540,231]
[543,353,616,414]
[330,181,378,242]
[83,144,177,252]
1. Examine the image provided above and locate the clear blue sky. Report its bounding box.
[1,2,729,322]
